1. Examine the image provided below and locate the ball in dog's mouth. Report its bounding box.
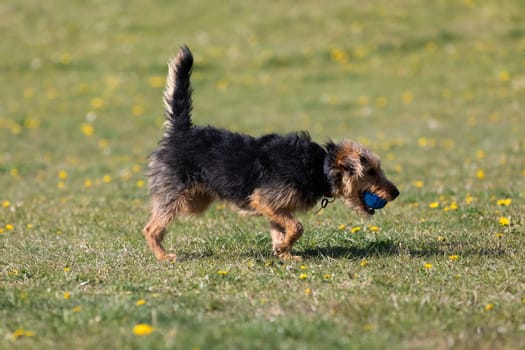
[362,191,387,214]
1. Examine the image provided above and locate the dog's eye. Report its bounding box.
[359,155,368,165]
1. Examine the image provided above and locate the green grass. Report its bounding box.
[1,0,524,348]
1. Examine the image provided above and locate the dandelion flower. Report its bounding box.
[58,170,68,180]
[300,265,307,270]
[484,303,494,311]
[429,202,440,209]
[304,287,312,295]
[338,224,346,230]
[3,200,11,208]
[498,217,510,226]
[360,259,368,267]
[494,233,504,239]
[476,169,485,180]
[90,97,105,109]
[299,273,308,280]
[465,194,474,204]
[401,90,413,105]
[323,274,332,280]
[132,104,144,117]
[368,225,380,232]
[217,270,228,276]
[136,180,145,188]
[351,226,361,233]
[496,198,511,206]
[84,179,92,188]
[63,292,71,299]
[148,76,164,88]
[424,263,433,269]
[81,123,94,137]
[136,299,146,306]
[102,175,112,183]
[133,323,154,336]
[63,267,70,273]
[12,328,35,340]
[72,306,82,313]
[412,180,424,188]
[448,255,459,261]
[5,224,14,231]
[498,71,510,82]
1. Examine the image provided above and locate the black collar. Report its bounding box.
[322,153,333,198]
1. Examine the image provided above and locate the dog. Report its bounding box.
[143,45,399,262]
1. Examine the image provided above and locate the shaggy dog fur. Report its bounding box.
[144,45,399,261]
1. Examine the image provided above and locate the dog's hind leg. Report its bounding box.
[143,185,214,262]
[143,196,183,262]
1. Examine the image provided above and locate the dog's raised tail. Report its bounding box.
[163,45,193,132]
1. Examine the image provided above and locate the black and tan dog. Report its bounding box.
[144,45,399,262]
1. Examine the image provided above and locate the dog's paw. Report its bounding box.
[275,250,303,262]
[161,253,177,263]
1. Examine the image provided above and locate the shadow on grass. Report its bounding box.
[299,239,508,260]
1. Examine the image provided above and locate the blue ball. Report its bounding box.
[363,191,387,209]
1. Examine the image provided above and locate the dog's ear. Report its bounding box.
[336,153,363,176]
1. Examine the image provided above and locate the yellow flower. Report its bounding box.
[304,287,312,295]
[429,202,439,209]
[81,123,94,137]
[498,217,510,226]
[444,202,458,211]
[337,224,346,230]
[448,255,459,261]
[299,273,308,280]
[494,233,504,239]
[72,306,82,313]
[498,71,510,82]
[484,303,494,311]
[351,226,361,233]
[63,292,71,299]
[375,96,388,108]
[136,299,146,306]
[359,259,368,267]
[401,90,413,105]
[330,48,348,64]
[58,170,68,180]
[84,179,93,188]
[300,265,307,270]
[496,198,511,206]
[412,180,424,188]
[323,274,332,280]
[476,169,485,180]
[12,328,35,340]
[464,194,474,204]
[148,76,164,88]
[134,324,154,336]
[5,224,14,231]
[90,97,105,109]
[368,225,380,232]
[132,104,144,117]
[26,224,33,229]
[217,270,228,276]
[357,95,369,106]
[3,200,11,208]
[63,267,70,273]
[102,175,112,183]
[424,263,433,269]
[136,180,145,188]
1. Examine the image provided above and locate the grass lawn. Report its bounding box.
[1,0,524,349]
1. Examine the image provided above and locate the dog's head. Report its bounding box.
[325,140,399,216]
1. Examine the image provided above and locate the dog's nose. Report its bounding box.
[390,185,400,200]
